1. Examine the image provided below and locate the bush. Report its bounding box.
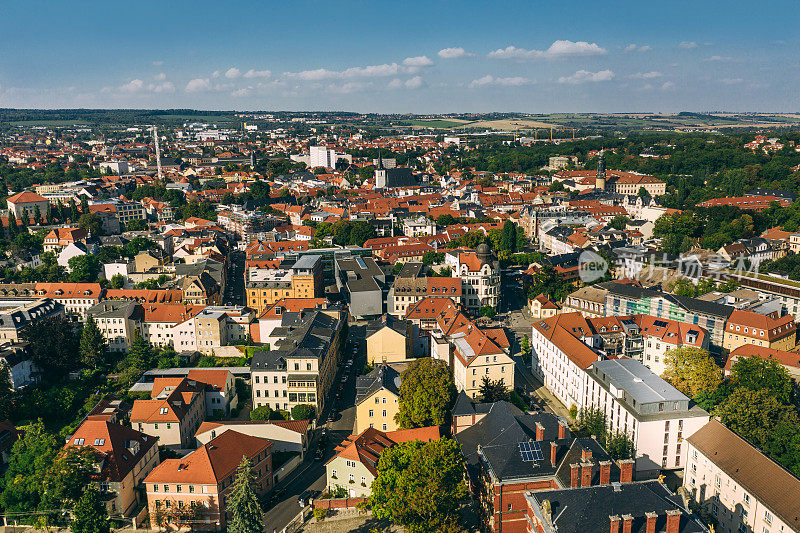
[250,405,272,421]
[313,508,328,521]
[291,404,316,421]
[569,404,578,419]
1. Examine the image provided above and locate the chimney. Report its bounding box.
[609,515,620,533]
[535,422,544,441]
[665,510,681,533]
[580,461,593,487]
[645,512,657,533]
[599,460,612,485]
[570,463,580,488]
[550,441,558,467]
[581,447,592,461]
[621,514,633,533]
[558,419,567,439]
[619,459,634,483]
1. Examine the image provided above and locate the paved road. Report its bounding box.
[224,250,245,306]
[263,323,364,532]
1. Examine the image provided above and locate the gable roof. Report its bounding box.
[67,420,158,482]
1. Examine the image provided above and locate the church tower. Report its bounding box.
[595,150,606,191]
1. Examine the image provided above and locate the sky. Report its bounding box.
[0,0,798,113]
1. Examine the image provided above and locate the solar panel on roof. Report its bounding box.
[519,441,544,462]
[653,320,668,328]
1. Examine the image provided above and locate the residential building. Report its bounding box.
[246,255,323,314]
[586,359,709,476]
[724,344,800,381]
[721,309,796,352]
[130,377,206,448]
[684,420,800,533]
[87,300,141,352]
[43,227,88,253]
[185,369,238,417]
[402,216,437,237]
[454,398,623,533]
[365,315,412,364]
[635,315,709,376]
[334,255,385,318]
[388,262,462,316]
[325,426,440,498]
[194,420,310,457]
[525,480,708,533]
[530,293,561,320]
[444,244,500,314]
[0,298,65,342]
[6,191,49,219]
[34,282,103,318]
[67,419,160,517]
[0,342,38,389]
[144,430,273,531]
[561,285,608,318]
[354,364,401,433]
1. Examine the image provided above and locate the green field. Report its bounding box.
[403,119,468,129]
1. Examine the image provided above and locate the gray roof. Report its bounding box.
[366,314,409,338]
[602,282,733,319]
[590,359,684,405]
[355,364,401,405]
[292,254,321,270]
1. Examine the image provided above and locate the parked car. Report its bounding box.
[298,490,318,507]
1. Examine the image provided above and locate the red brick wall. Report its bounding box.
[490,480,558,533]
[313,497,367,510]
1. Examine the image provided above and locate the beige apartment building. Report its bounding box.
[684,420,800,533]
[130,377,206,448]
[246,255,323,314]
[354,364,401,433]
[365,315,412,364]
[721,309,797,353]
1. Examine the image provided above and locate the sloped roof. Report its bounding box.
[67,420,157,482]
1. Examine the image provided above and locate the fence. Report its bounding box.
[312,497,367,510]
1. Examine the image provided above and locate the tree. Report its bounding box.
[71,486,110,533]
[109,273,125,289]
[290,404,315,421]
[576,406,607,439]
[500,220,517,252]
[716,388,799,452]
[41,446,96,511]
[249,405,273,421]
[605,432,636,460]
[396,358,456,429]
[78,213,103,237]
[0,365,12,420]
[480,306,496,319]
[369,439,467,533]
[478,377,509,403]
[79,317,107,370]
[68,254,101,283]
[125,219,147,231]
[226,457,264,533]
[527,265,573,302]
[0,420,61,512]
[7,210,17,237]
[730,356,793,404]
[607,215,630,231]
[661,346,723,398]
[23,316,80,377]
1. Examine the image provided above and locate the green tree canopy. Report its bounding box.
[0,420,61,512]
[79,317,107,371]
[369,439,467,533]
[78,213,103,237]
[661,346,723,397]
[396,358,456,429]
[730,356,794,404]
[71,486,110,533]
[477,376,509,403]
[226,457,264,533]
[68,254,101,283]
[23,316,80,378]
[290,404,315,421]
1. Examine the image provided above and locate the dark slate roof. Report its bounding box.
[455,401,584,483]
[452,391,494,417]
[527,480,707,533]
[601,282,733,319]
[355,364,401,405]
[365,314,409,338]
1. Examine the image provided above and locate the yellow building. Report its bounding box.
[365,315,412,365]
[355,364,401,433]
[246,255,323,314]
[722,309,797,353]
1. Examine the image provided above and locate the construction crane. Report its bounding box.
[151,126,163,182]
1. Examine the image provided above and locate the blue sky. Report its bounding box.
[0,0,798,112]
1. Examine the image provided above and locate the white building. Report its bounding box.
[586,358,709,477]
[402,217,437,237]
[309,146,339,169]
[684,420,800,533]
[444,245,500,314]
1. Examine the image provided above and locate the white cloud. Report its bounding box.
[326,81,371,94]
[388,79,403,89]
[678,41,698,49]
[231,88,252,97]
[469,75,533,88]
[119,79,145,93]
[488,40,606,60]
[185,78,212,92]
[558,69,615,84]
[661,81,676,91]
[212,70,220,78]
[244,69,271,79]
[152,82,175,93]
[438,47,469,59]
[704,55,732,62]
[402,55,434,67]
[624,44,651,53]
[286,63,401,81]
[629,71,663,79]
[225,68,241,79]
[404,76,423,89]
[154,72,167,81]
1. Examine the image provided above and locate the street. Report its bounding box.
[262,322,364,532]
[224,250,245,306]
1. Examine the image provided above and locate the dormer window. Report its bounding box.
[74,438,85,445]
[159,407,168,415]
[93,438,105,446]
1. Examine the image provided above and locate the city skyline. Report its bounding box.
[1,0,798,112]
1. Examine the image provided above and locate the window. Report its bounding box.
[369,410,374,417]
[74,438,85,445]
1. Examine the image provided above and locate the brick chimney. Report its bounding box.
[535,422,544,441]
[581,447,593,460]
[621,514,633,533]
[666,509,681,533]
[619,459,634,483]
[645,511,658,533]
[550,441,558,467]
[570,463,580,488]
[580,461,593,487]
[558,419,567,439]
[599,460,611,485]
[609,515,620,533]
